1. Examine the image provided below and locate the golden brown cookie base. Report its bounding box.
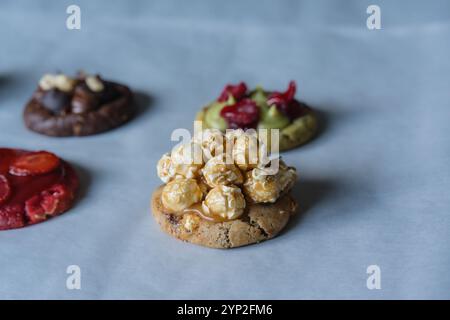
[195,106,318,151]
[151,186,298,249]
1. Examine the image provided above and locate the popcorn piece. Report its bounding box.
[243,170,278,203]
[182,213,201,232]
[161,179,203,212]
[232,130,268,171]
[85,75,105,92]
[157,143,204,183]
[157,153,176,183]
[170,142,204,179]
[202,185,245,220]
[225,128,246,143]
[277,161,297,193]
[243,160,297,203]
[194,129,226,161]
[202,155,243,188]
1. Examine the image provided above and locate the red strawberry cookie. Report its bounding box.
[0,148,79,230]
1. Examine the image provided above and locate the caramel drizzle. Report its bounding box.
[182,203,230,223]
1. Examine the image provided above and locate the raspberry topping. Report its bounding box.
[267,81,306,120]
[0,204,25,230]
[0,175,11,205]
[220,98,260,129]
[9,151,60,177]
[25,185,68,223]
[218,82,248,102]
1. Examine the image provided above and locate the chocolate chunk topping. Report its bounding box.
[71,84,100,114]
[35,89,71,114]
[99,82,120,104]
[35,74,122,116]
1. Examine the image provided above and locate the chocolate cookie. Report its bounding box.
[151,185,298,249]
[153,128,300,248]
[23,73,134,137]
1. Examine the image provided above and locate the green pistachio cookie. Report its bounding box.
[195,81,318,151]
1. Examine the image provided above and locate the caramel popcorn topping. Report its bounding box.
[157,129,297,222]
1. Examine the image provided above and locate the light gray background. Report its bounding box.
[0,0,449,299]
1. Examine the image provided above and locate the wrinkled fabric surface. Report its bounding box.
[0,0,449,299]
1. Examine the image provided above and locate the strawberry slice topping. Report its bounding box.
[267,81,306,120]
[220,98,260,129]
[218,82,248,102]
[9,151,60,177]
[0,175,11,205]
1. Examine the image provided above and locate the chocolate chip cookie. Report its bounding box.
[152,129,299,248]
[152,185,297,248]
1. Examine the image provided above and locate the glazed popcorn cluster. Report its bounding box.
[157,129,297,221]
